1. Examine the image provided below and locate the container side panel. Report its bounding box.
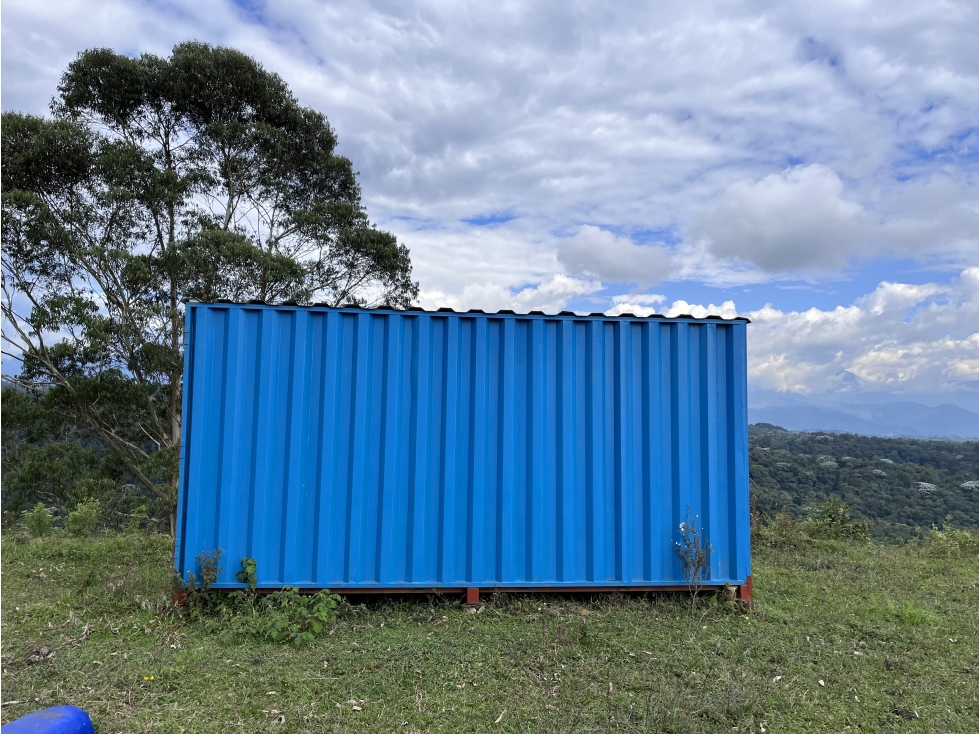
[185,307,228,580]
[627,322,646,582]
[588,321,605,582]
[439,316,461,584]
[177,306,751,590]
[668,322,687,583]
[530,319,547,582]
[222,310,257,582]
[467,319,488,582]
[512,319,529,583]
[558,320,577,582]
[732,322,751,580]
[500,319,517,582]
[271,311,296,584]
[655,322,673,582]
[377,315,404,584]
[283,311,313,585]
[485,319,503,583]
[250,310,275,583]
[176,308,195,576]
[312,311,340,583]
[701,324,720,579]
[300,312,325,584]
[572,322,589,582]
[713,325,732,581]
[407,316,430,583]
[426,317,446,583]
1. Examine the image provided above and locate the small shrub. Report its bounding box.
[753,512,804,549]
[23,503,54,538]
[925,516,979,558]
[126,505,149,534]
[66,498,100,538]
[803,496,869,542]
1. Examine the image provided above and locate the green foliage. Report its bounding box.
[195,549,223,591]
[65,498,101,538]
[126,505,149,534]
[4,532,978,731]
[1,386,168,529]
[865,597,941,627]
[803,496,870,541]
[2,41,418,524]
[748,425,979,540]
[751,511,805,549]
[184,548,223,594]
[204,587,342,646]
[924,516,979,558]
[4,440,105,508]
[22,502,54,538]
[0,393,110,509]
[189,555,338,645]
[235,557,258,590]
[4,441,117,510]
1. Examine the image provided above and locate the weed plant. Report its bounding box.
[66,499,100,538]
[922,517,979,558]
[22,503,54,538]
[180,554,343,646]
[197,588,342,646]
[673,511,712,607]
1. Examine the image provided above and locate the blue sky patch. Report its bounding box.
[463,212,517,226]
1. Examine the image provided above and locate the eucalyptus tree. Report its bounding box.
[2,43,417,528]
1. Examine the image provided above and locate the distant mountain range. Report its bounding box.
[749,390,979,439]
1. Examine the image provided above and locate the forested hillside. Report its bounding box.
[749,423,979,540]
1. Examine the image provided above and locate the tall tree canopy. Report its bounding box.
[2,43,418,527]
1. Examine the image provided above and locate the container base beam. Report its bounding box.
[174,584,740,601]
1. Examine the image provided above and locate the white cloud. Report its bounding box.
[692,165,978,274]
[388,218,562,298]
[694,165,871,271]
[663,300,739,319]
[606,298,738,319]
[417,274,601,314]
[3,0,975,296]
[558,226,672,284]
[746,268,979,395]
[2,0,978,385]
[612,293,665,306]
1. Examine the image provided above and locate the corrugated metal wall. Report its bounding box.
[176,303,750,590]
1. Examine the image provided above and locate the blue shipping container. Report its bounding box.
[176,303,751,593]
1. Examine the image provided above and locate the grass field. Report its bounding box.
[2,533,977,733]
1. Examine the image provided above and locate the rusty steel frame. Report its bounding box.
[173,578,753,606]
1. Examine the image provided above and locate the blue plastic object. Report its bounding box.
[1,706,94,734]
[176,303,750,590]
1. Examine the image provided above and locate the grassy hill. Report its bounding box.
[748,424,979,541]
[2,531,978,733]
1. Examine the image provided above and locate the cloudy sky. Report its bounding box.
[2,0,977,405]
